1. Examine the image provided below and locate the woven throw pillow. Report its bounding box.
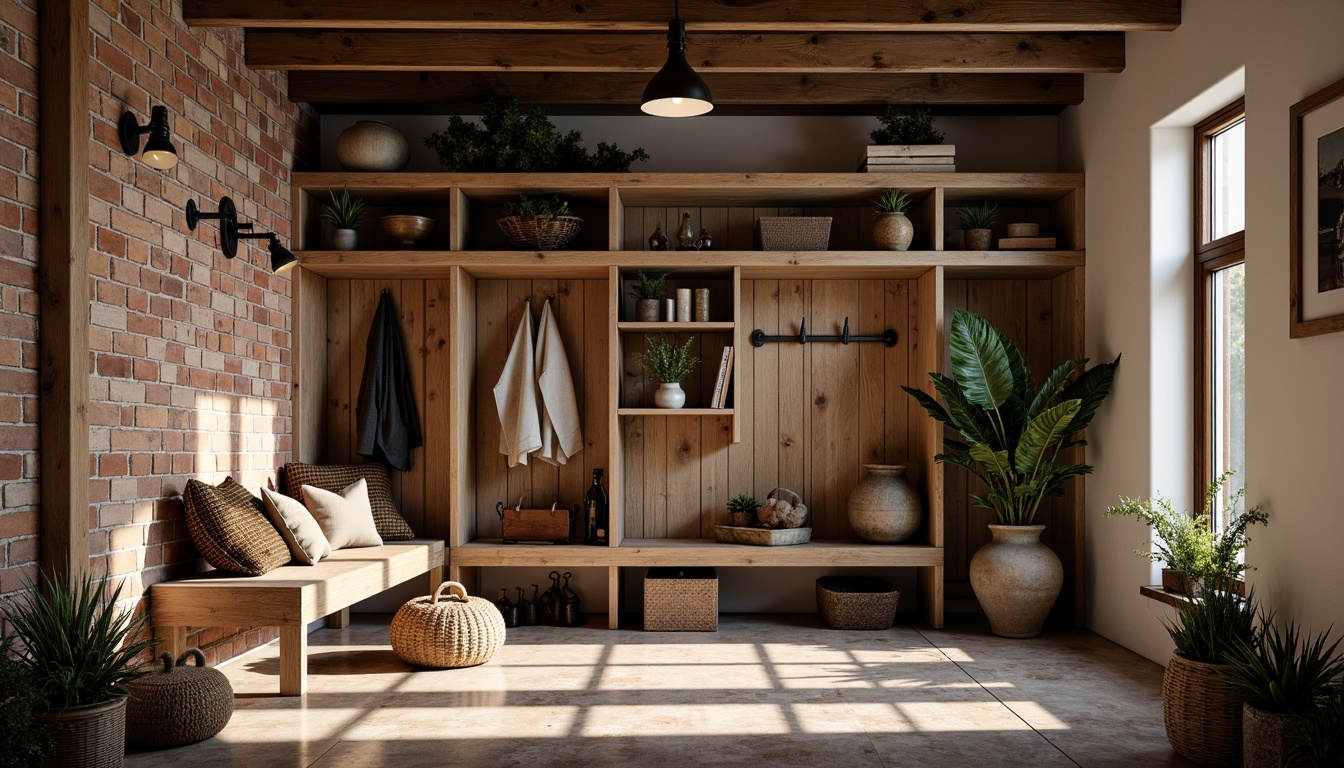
[183,477,291,576]
[260,487,332,565]
[280,462,415,540]
[302,479,383,550]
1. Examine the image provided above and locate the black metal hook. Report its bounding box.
[751,317,898,348]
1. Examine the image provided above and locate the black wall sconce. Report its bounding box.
[119,106,179,170]
[187,196,297,275]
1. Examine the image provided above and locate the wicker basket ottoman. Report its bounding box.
[644,568,717,631]
[125,649,234,750]
[391,581,506,667]
[816,576,899,630]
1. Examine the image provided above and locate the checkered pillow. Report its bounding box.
[279,462,415,540]
[183,477,292,576]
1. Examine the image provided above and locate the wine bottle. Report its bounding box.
[584,468,609,545]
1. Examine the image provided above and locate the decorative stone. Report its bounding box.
[713,525,811,546]
[969,524,1063,638]
[873,212,914,251]
[847,464,922,543]
[335,121,410,172]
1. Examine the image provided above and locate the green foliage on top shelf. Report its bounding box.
[505,194,572,219]
[870,106,945,146]
[727,494,761,513]
[629,271,668,301]
[902,309,1119,526]
[320,187,367,230]
[634,335,699,384]
[1162,585,1259,665]
[1104,470,1267,586]
[873,188,912,215]
[424,99,650,172]
[1224,619,1344,714]
[958,202,998,231]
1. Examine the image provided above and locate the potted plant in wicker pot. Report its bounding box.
[497,195,584,251]
[1224,620,1344,768]
[959,202,997,251]
[2,574,157,768]
[903,309,1119,638]
[634,335,699,409]
[872,189,915,251]
[630,271,668,323]
[320,186,367,251]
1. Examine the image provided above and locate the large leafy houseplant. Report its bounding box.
[1224,620,1344,715]
[903,309,1120,526]
[424,99,649,172]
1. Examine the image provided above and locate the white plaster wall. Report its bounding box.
[1060,0,1344,664]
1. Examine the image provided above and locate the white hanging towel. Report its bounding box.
[493,302,542,467]
[534,298,583,466]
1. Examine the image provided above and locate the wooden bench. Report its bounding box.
[152,539,444,696]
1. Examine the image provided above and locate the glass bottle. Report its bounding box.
[584,468,609,545]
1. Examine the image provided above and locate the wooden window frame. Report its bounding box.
[1193,98,1245,518]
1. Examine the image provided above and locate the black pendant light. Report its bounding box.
[641,0,713,117]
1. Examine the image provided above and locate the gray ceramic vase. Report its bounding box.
[968,524,1062,638]
[332,228,358,251]
[847,464,922,543]
[635,299,661,323]
[335,121,410,172]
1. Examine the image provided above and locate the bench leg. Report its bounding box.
[279,624,308,696]
[325,607,350,629]
[157,626,188,659]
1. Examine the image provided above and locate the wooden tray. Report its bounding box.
[713,525,812,546]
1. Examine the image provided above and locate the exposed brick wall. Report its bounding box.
[0,0,314,664]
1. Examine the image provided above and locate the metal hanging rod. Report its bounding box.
[750,317,898,348]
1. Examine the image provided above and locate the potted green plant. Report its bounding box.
[903,309,1119,638]
[2,574,158,767]
[0,636,54,768]
[959,203,998,250]
[633,335,699,409]
[1289,683,1343,767]
[872,189,914,251]
[863,106,952,171]
[320,187,368,251]
[726,494,761,527]
[425,98,649,172]
[496,194,584,251]
[1160,587,1261,767]
[630,271,669,323]
[1104,470,1268,595]
[1224,621,1344,768]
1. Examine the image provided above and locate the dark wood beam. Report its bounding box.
[189,0,1181,32]
[247,30,1124,74]
[288,71,1083,111]
[37,0,90,580]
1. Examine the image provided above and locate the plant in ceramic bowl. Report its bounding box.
[903,309,1119,638]
[726,494,761,527]
[959,202,998,250]
[320,187,367,251]
[634,335,698,409]
[872,189,914,251]
[3,574,158,767]
[629,271,669,322]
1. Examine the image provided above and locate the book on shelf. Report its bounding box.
[711,345,735,409]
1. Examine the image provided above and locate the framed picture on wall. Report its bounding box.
[1291,73,1344,337]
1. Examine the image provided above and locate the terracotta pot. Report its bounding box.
[1243,703,1307,768]
[654,382,686,409]
[1162,653,1243,767]
[34,696,128,767]
[965,228,993,250]
[335,121,409,172]
[847,464,922,543]
[873,212,914,251]
[636,299,661,323]
[331,228,358,251]
[968,524,1062,638]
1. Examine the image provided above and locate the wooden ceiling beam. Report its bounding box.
[189,0,1180,32]
[288,71,1083,109]
[247,30,1124,74]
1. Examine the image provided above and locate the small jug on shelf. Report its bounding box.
[560,572,582,627]
[517,586,538,627]
[495,588,519,628]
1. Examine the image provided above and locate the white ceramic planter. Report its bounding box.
[654,382,686,409]
[847,464,922,543]
[968,524,1062,638]
[873,212,914,251]
[332,228,358,251]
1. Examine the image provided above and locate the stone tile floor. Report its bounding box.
[126,615,1196,767]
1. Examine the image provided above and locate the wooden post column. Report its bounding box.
[37,0,91,579]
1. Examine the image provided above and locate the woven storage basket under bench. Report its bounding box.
[644,567,717,631]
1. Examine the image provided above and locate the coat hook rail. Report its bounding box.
[750,317,898,348]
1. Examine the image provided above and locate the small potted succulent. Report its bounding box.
[726,494,761,527]
[872,189,914,251]
[633,335,699,409]
[630,271,668,323]
[320,186,368,251]
[959,202,998,251]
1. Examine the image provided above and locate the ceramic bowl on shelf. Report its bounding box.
[381,215,434,249]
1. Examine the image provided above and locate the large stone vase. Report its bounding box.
[335,121,410,172]
[872,213,914,251]
[847,464,922,543]
[968,524,1062,638]
[1243,703,1307,768]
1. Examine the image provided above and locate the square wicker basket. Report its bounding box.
[644,567,718,631]
[755,216,832,251]
[816,576,899,630]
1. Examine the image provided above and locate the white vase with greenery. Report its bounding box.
[634,335,698,409]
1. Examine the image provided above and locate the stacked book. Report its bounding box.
[709,346,734,409]
[858,144,956,173]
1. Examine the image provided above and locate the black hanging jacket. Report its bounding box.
[355,290,423,471]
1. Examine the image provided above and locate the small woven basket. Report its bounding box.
[755,216,832,251]
[391,581,506,668]
[1161,653,1243,766]
[644,567,717,632]
[125,648,234,750]
[816,577,899,630]
[35,696,127,767]
[497,215,584,250]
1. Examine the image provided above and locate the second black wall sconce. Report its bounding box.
[187,196,297,275]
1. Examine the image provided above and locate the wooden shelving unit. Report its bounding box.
[288,172,1087,631]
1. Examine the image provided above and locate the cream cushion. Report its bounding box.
[301,479,383,550]
[260,486,333,564]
